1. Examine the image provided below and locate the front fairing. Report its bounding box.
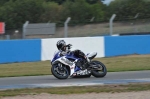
[51,52,61,63]
[51,51,83,75]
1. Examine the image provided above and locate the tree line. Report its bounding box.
[0,0,150,29]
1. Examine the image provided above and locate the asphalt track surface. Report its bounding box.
[0,70,150,90]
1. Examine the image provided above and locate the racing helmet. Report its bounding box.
[56,40,66,51]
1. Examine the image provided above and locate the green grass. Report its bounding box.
[100,55,150,72]
[0,61,51,77]
[0,54,150,77]
[0,83,150,97]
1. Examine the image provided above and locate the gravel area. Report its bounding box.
[2,91,150,99]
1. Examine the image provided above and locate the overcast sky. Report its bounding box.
[101,0,115,5]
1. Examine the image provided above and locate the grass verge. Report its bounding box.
[0,54,150,77]
[0,83,150,97]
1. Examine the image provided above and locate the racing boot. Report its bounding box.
[84,56,90,63]
[86,57,90,63]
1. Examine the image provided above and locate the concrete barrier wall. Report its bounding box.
[105,35,150,57]
[41,37,105,61]
[0,39,41,63]
[0,35,150,64]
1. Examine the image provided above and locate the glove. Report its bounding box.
[66,44,72,49]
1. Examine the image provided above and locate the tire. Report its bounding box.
[51,62,69,79]
[91,60,107,78]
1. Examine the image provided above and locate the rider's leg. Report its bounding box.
[74,50,90,62]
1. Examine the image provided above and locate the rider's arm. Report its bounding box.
[66,44,72,50]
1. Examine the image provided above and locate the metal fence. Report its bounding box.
[22,21,56,39]
[1,18,150,40]
[112,18,150,35]
[51,18,150,38]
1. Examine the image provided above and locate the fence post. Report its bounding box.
[22,21,29,39]
[134,13,139,33]
[5,35,10,40]
[110,14,116,36]
[64,17,71,38]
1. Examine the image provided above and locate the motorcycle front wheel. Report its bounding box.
[90,60,107,78]
[51,62,69,79]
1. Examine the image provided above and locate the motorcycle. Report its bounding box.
[51,50,107,79]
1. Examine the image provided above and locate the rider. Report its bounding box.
[56,40,90,68]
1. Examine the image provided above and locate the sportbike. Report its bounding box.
[51,51,107,79]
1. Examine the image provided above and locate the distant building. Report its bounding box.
[101,0,115,5]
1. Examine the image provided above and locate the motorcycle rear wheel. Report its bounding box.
[90,60,107,78]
